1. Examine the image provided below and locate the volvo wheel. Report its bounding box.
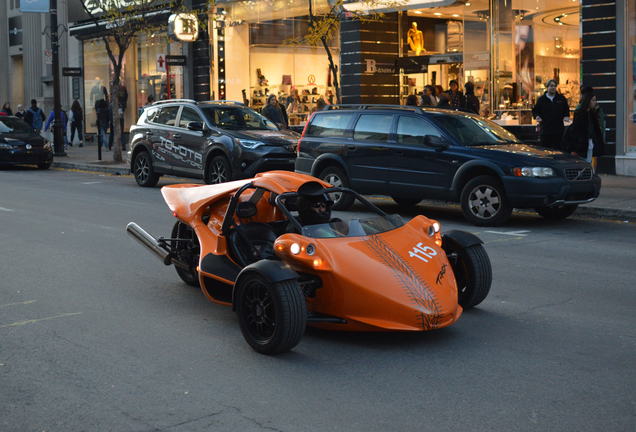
[460,175,512,226]
[318,165,354,210]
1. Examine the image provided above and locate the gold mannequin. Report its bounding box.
[407,22,424,55]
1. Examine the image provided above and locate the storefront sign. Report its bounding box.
[156,54,166,72]
[20,0,50,13]
[364,59,395,74]
[165,55,187,67]
[63,67,83,77]
[168,13,199,42]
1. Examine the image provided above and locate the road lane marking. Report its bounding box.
[0,312,82,329]
[0,207,15,212]
[0,300,37,308]
[81,181,102,185]
[485,230,530,237]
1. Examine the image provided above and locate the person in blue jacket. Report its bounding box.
[44,105,69,149]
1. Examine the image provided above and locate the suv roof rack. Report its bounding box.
[199,100,245,106]
[324,104,424,114]
[152,99,196,105]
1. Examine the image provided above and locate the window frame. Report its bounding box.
[395,114,444,146]
[306,112,356,138]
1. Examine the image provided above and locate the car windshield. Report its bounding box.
[0,117,33,134]
[301,214,404,239]
[200,106,278,131]
[430,112,520,146]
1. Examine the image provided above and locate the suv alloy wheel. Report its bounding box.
[460,175,512,226]
[205,155,231,184]
[319,165,355,210]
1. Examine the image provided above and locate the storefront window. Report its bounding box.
[83,41,110,134]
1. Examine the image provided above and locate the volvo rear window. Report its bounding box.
[306,113,354,138]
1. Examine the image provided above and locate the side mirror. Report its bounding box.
[187,121,203,131]
[424,135,448,150]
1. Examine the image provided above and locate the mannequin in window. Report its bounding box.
[407,22,425,55]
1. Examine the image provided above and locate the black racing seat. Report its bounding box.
[229,201,277,266]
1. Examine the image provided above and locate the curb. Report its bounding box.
[575,205,636,222]
[52,161,130,176]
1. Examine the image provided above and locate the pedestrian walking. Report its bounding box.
[563,89,604,170]
[421,85,436,106]
[312,97,327,113]
[446,80,466,109]
[261,95,286,125]
[70,99,84,147]
[405,94,418,106]
[437,93,451,109]
[44,104,69,149]
[532,79,570,149]
[95,87,110,151]
[15,104,25,119]
[24,99,46,133]
[464,82,480,115]
[1,102,13,116]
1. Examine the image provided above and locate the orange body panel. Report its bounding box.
[160,171,462,332]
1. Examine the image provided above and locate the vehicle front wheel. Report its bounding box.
[236,274,307,355]
[318,165,354,210]
[37,161,52,170]
[171,221,200,287]
[204,155,231,184]
[443,240,492,309]
[133,150,160,187]
[460,175,512,226]
[535,204,578,220]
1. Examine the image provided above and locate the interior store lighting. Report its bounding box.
[343,0,455,13]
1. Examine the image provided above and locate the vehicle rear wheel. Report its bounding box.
[535,204,578,220]
[37,161,52,170]
[171,221,200,287]
[205,155,231,184]
[318,165,354,210]
[460,175,512,226]
[133,150,160,187]
[443,241,492,309]
[392,196,422,208]
[236,274,306,355]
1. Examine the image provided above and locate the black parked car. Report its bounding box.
[129,100,298,187]
[295,105,601,226]
[0,116,53,169]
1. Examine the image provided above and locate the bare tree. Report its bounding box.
[79,0,197,162]
[294,0,399,103]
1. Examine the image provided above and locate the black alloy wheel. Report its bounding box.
[133,151,160,187]
[318,165,354,210]
[443,241,492,309]
[460,175,512,226]
[535,204,578,220]
[236,274,306,355]
[205,155,231,184]
[171,221,200,287]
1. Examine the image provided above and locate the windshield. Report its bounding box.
[301,214,404,239]
[430,112,520,146]
[200,106,278,131]
[0,117,33,134]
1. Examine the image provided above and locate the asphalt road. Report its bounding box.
[1,167,635,432]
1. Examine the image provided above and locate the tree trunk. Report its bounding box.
[111,82,123,162]
[321,36,341,103]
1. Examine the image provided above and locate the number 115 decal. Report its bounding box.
[409,242,438,263]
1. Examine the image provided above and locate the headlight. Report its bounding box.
[235,138,265,149]
[290,243,301,255]
[512,167,554,177]
[427,222,440,236]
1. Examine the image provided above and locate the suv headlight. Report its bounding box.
[235,138,265,149]
[512,167,554,178]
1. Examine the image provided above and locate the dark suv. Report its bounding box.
[129,100,298,187]
[295,105,601,226]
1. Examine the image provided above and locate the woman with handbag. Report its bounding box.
[564,91,604,171]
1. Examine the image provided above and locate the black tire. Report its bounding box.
[204,155,231,184]
[132,151,160,187]
[444,242,492,309]
[460,175,512,226]
[318,165,354,210]
[535,204,578,220]
[392,196,422,208]
[171,222,200,287]
[236,274,306,355]
[37,161,52,170]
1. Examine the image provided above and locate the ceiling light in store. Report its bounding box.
[343,0,455,13]
[414,10,422,14]
[452,14,459,17]
[465,2,471,5]
[433,12,442,16]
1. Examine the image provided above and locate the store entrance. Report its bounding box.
[399,58,462,105]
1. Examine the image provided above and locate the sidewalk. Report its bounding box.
[51,142,636,221]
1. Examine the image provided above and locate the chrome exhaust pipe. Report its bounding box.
[126,222,172,265]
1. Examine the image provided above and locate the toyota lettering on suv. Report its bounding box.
[129,100,298,187]
[295,105,601,226]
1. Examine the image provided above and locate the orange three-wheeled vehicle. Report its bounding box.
[127,171,492,354]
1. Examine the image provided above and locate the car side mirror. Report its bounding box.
[424,135,448,150]
[187,121,203,131]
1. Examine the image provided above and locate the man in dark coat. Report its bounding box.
[532,79,570,149]
[262,95,286,126]
[446,80,466,109]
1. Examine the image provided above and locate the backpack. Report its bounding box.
[29,108,43,130]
